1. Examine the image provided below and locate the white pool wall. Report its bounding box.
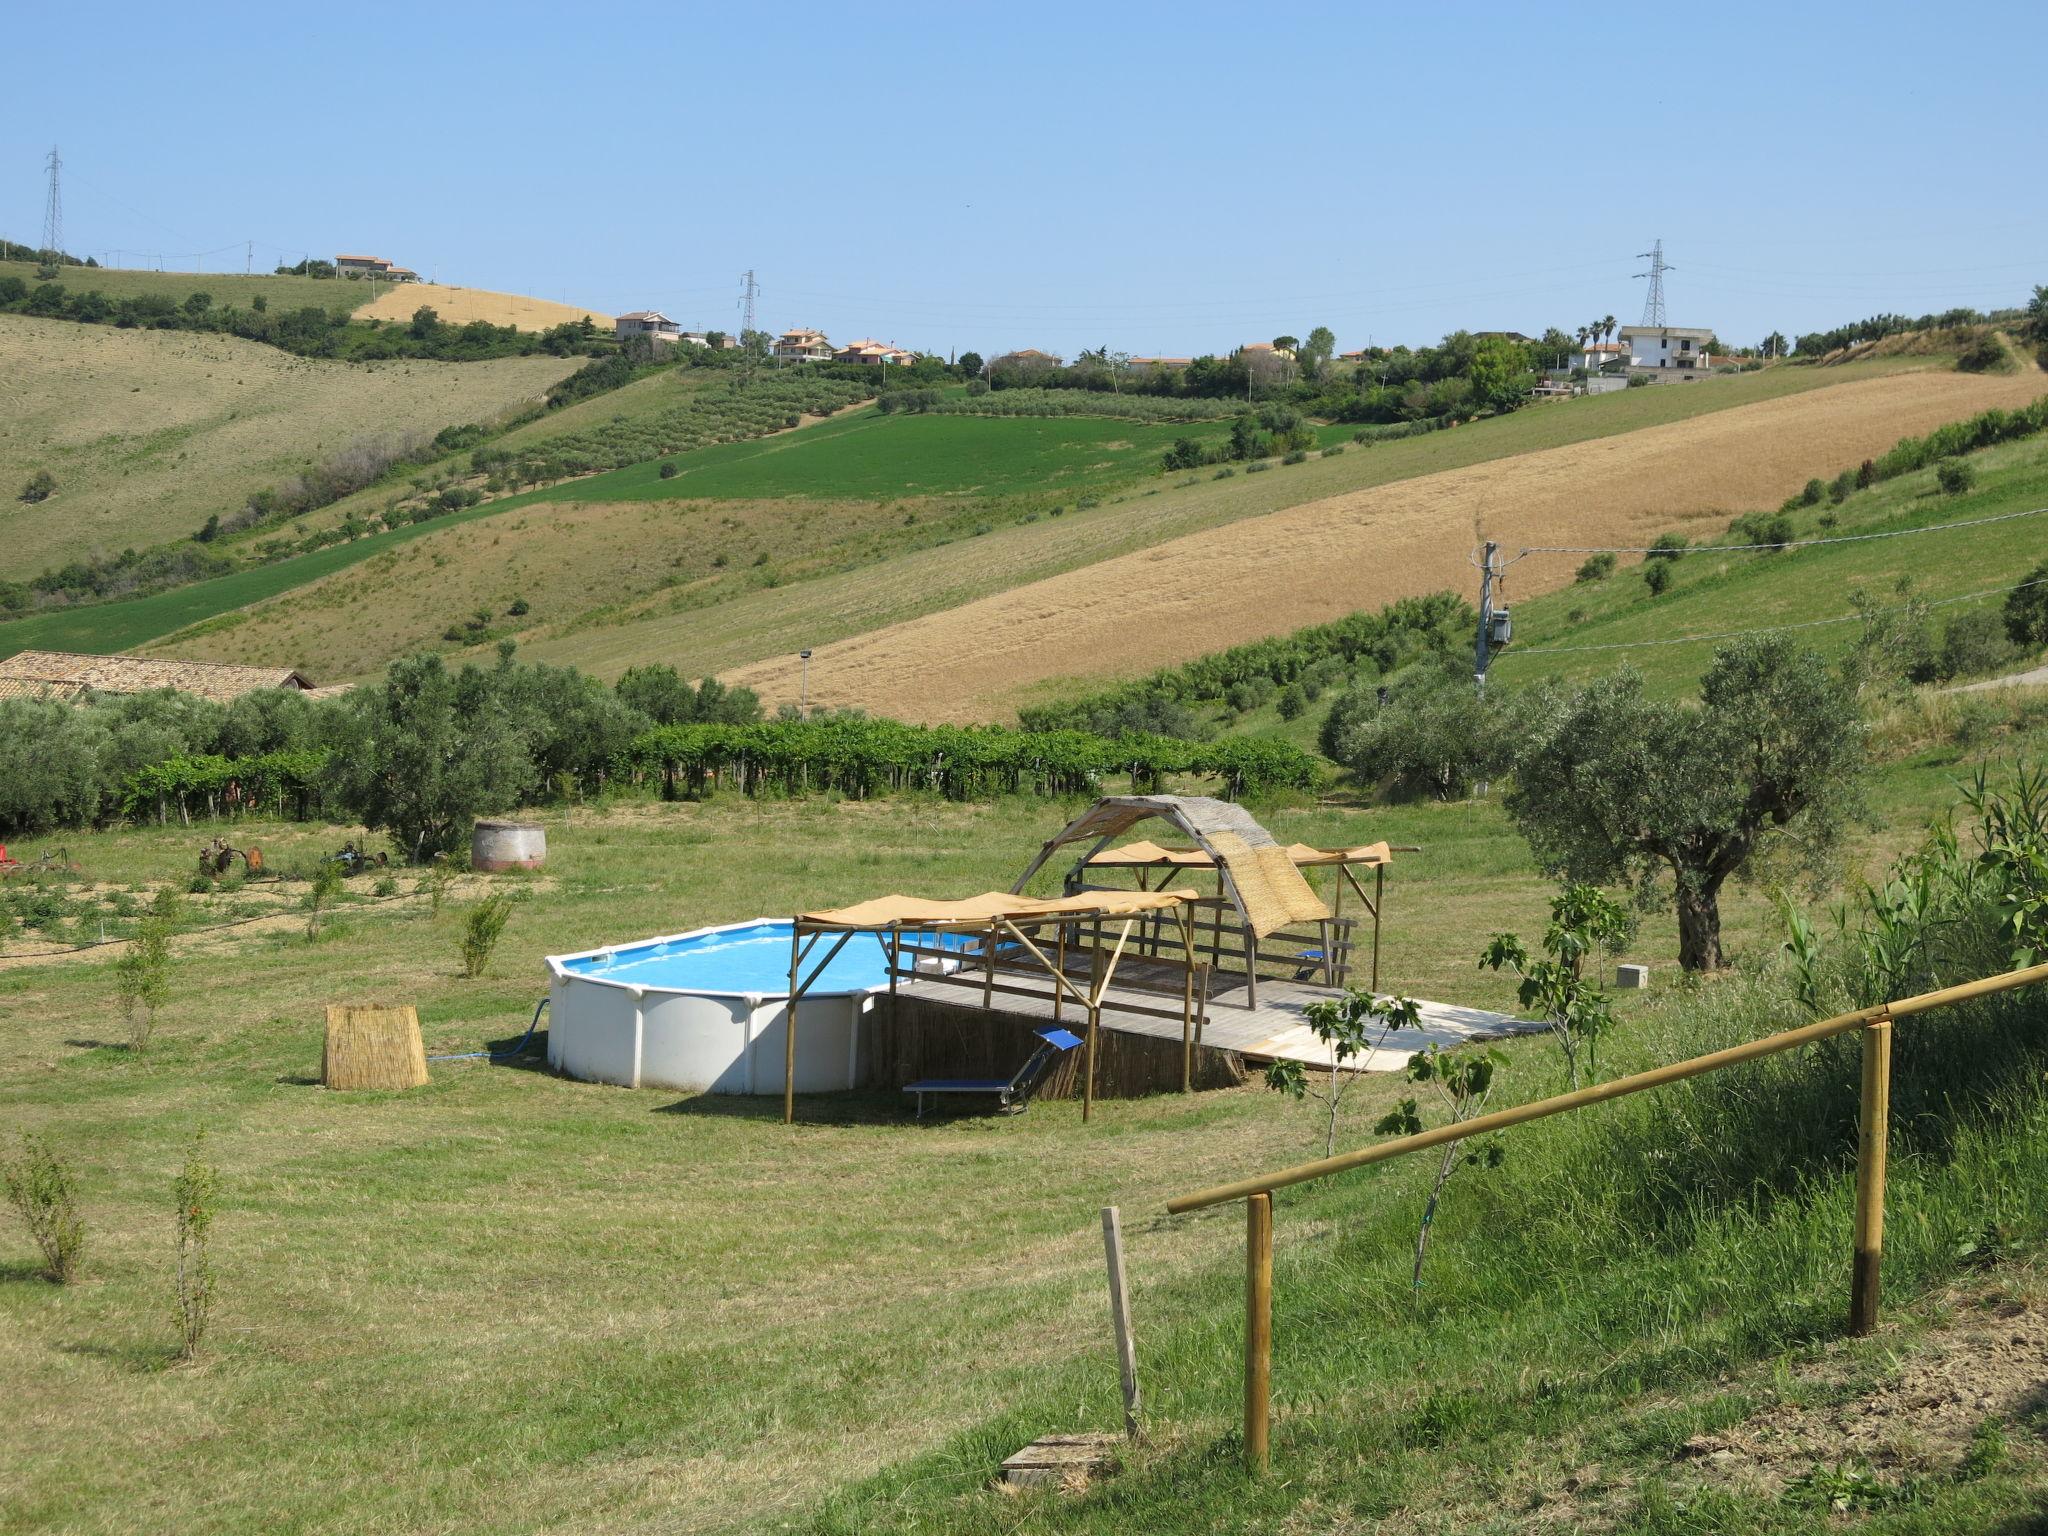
[545,918,878,1094]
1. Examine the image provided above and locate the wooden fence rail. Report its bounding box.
[1163,960,2048,1475]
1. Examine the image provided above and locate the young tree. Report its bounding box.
[1299,325,1337,382]
[955,350,984,378]
[1507,636,1865,971]
[115,915,173,1049]
[172,1134,217,1360]
[1374,1045,1506,1290]
[1265,990,1420,1156]
[3,1133,85,1284]
[2006,560,2048,649]
[1479,885,1630,1089]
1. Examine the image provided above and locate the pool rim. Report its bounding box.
[543,916,893,1003]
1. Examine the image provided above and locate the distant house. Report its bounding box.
[1127,356,1193,373]
[1575,341,1631,371]
[1619,325,1715,370]
[678,332,739,350]
[1239,341,1295,360]
[616,310,684,343]
[775,328,834,362]
[334,253,418,282]
[0,651,316,706]
[832,338,917,366]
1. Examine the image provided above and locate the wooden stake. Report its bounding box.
[1851,1011,1892,1336]
[1101,1207,1140,1439]
[1372,863,1384,993]
[1245,1191,1273,1475]
[785,930,800,1126]
[1083,1005,1099,1124]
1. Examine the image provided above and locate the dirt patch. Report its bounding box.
[1679,1293,2048,1497]
[723,370,2047,722]
[353,282,612,332]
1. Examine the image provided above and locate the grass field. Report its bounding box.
[177,359,1969,687]
[715,368,2047,722]
[5,706,2047,1534]
[0,260,388,318]
[0,315,578,575]
[352,281,612,331]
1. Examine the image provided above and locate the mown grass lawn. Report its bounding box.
[8,718,2048,1533]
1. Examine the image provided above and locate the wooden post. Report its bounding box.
[1371,864,1384,993]
[1244,1192,1273,1475]
[983,922,996,1011]
[785,928,801,1126]
[1181,952,1195,1094]
[1083,1005,1100,1123]
[1851,1010,1893,1336]
[1054,924,1067,1025]
[1101,1207,1141,1439]
[888,926,901,1003]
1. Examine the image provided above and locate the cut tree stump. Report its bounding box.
[1000,1432,1122,1489]
[323,1004,429,1091]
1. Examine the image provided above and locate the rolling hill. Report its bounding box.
[103,358,1966,683]
[0,314,579,573]
[352,282,611,331]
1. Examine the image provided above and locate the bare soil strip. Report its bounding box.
[725,371,2047,722]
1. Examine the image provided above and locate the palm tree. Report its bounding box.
[1602,315,1617,344]
[1576,325,1589,350]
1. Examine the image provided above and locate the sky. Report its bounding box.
[6,1,2044,359]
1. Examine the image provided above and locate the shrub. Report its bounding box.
[461,893,515,978]
[1160,436,1206,472]
[2005,561,2048,648]
[1935,607,2018,681]
[1799,478,1826,507]
[1575,553,1616,584]
[1245,460,1271,474]
[1626,374,1651,388]
[306,858,344,939]
[1829,469,1855,504]
[1855,458,1877,490]
[19,469,55,504]
[1322,444,1344,457]
[172,1135,216,1360]
[1730,511,1796,549]
[3,1133,84,1284]
[657,461,679,479]
[1643,561,1672,596]
[1956,332,2013,373]
[1646,532,1688,561]
[1276,684,1307,721]
[507,597,530,616]
[1212,466,1236,479]
[1936,458,1976,495]
[114,915,173,1050]
[1280,449,1308,465]
[1322,664,1516,801]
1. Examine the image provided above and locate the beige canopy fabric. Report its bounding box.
[1011,794,1331,940]
[799,887,1200,931]
[1087,839,1393,870]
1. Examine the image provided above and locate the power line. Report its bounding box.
[1511,504,2048,561]
[1499,577,2048,659]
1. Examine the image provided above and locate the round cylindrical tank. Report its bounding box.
[472,819,546,872]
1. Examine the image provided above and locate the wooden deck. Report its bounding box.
[896,955,1535,1071]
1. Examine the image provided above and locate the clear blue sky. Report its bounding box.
[8,1,2043,358]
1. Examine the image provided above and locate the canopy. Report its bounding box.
[1013,795,1329,938]
[1086,839,1393,870]
[799,887,1200,931]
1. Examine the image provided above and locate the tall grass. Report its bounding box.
[807,771,2048,1532]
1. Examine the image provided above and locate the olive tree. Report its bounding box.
[322,654,534,861]
[1506,635,1864,971]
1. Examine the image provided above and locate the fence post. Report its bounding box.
[1850,1010,1893,1336]
[1101,1206,1141,1439]
[1245,1191,1273,1475]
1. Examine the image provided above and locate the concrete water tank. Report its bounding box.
[472,819,546,872]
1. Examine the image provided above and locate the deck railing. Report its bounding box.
[1163,961,2048,1474]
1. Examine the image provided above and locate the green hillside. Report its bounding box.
[111,360,1937,681]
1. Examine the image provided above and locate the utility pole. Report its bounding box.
[40,145,62,264]
[1474,540,1500,695]
[799,649,812,719]
[739,268,758,340]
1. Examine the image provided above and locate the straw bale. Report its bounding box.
[322,1004,429,1091]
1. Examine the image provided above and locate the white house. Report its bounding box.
[1618,325,1715,370]
[616,310,684,343]
[1575,341,1631,372]
[774,327,834,362]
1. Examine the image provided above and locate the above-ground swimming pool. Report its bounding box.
[546,919,957,1094]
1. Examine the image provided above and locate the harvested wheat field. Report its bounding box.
[352,282,612,332]
[0,315,579,573]
[726,369,2048,723]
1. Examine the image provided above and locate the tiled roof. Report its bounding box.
[0,651,314,705]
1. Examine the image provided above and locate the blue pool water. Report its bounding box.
[556,920,954,995]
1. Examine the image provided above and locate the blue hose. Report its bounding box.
[429,997,548,1062]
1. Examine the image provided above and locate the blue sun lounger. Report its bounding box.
[904,1027,1084,1120]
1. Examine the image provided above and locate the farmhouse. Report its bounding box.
[833,338,918,367]
[1620,324,1715,370]
[1576,341,1630,371]
[615,310,684,343]
[1127,356,1193,373]
[0,651,316,706]
[334,253,418,282]
[774,328,834,362]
